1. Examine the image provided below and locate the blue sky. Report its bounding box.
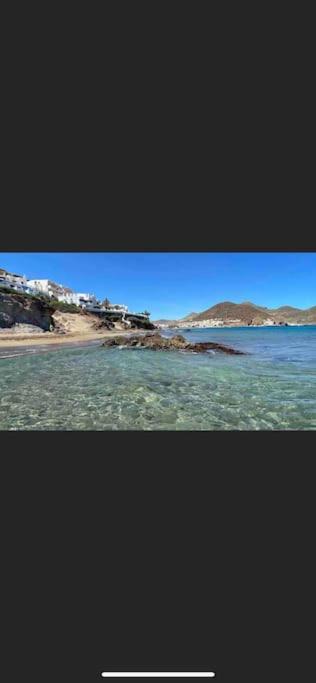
[0,253,315,319]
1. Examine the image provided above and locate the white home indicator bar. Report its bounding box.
[101,674,215,679]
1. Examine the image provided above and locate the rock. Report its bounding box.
[93,318,115,331]
[127,316,156,330]
[102,333,245,355]
[0,291,55,331]
[90,312,155,331]
[0,323,45,335]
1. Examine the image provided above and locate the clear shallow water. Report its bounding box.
[0,326,315,430]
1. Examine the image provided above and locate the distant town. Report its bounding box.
[0,266,149,319]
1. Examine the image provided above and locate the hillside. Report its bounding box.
[156,301,316,328]
[270,306,316,323]
[193,301,269,324]
[192,302,316,325]
[154,318,179,326]
[0,289,156,339]
[181,312,199,321]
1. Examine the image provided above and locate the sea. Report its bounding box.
[0,326,315,430]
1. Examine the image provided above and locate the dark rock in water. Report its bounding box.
[102,333,245,355]
[0,291,55,331]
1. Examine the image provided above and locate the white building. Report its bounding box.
[27,279,55,296]
[1,269,27,287]
[60,292,98,307]
[0,273,11,287]
[27,279,73,300]
[2,268,138,317]
[0,268,35,294]
[26,280,100,308]
[103,303,129,313]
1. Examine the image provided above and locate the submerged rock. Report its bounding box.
[102,333,245,355]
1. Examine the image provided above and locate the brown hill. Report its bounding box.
[138,303,316,327]
[273,306,301,313]
[180,311,198,321]
[155,312,198,325]
[190,302,316,325]
[154,319,179,326]
[192,301,269,324]
[267,306,316,323]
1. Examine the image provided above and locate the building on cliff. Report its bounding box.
[26,279,99,309]
[2,268,149,319]
[62,292,99,308]
[103,303,129,313]
[27,279,74,300]
[0,268,27,286]
[0,268,35,294]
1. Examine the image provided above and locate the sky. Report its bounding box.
[0,252,315,319]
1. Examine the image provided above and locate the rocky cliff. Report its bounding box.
[0,291,55,331]
[127,315,156,330]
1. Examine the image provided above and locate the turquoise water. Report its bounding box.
[0,326,315,430]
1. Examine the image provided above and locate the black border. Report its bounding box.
[1,230,315,253]
[2,189,316,253]
[2,424,316,682]
[3,431,316,682]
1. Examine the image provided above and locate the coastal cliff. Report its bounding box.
[0,291,55,331]
[0,289,156,338]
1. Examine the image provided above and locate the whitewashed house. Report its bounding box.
[2,267,143,318]
[6,272,27,287]
[27,279,73,300]
[27,279,55,297]
[60,292,98,308]
[108,303,129,312]
[0,268,34,294]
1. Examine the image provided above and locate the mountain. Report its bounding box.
[192,301,270,324]
[154,312,198,325]
[181,312,198,321]
[273,306,301,313]
[194,302,316,325]
[156,302,316,327]
[274,306,316,323]
[153,318,179,326]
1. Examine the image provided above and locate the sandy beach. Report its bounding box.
[0,310,142,349]
[0,328,136,349]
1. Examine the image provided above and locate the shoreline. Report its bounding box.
[158,322,313,330]
[0,328,138,350]
[1,322,313,350]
